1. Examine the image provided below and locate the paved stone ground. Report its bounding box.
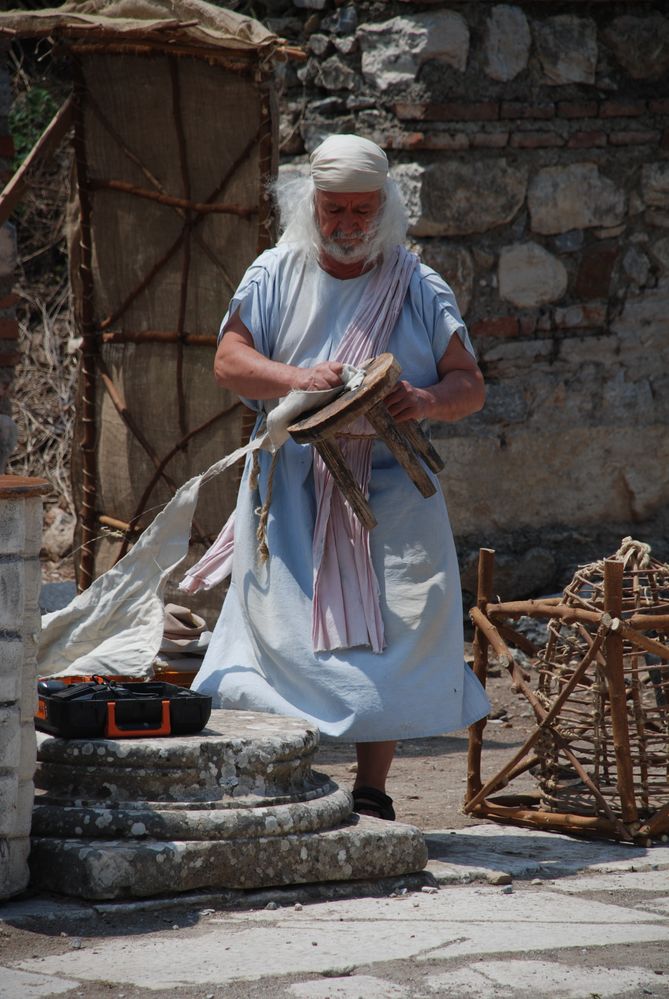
[2,824,669,999]
[14,585,667,997]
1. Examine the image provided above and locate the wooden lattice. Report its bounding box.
[465,540,669,844]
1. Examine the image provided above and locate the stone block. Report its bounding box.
[441,425,669,536]
[498,243,567,308]
[0,773,19,836]
[529,163,625,235]
[611,280,669,347]
[642,163,669,210]
[0,494,42,556]
[484,4,530,82]
[29,711,428,899]
[316,54,356,91]
[395,158,527,238]
[20,666,37,723]
[18,721,36,781]
[0,836,30,900]
[651,236,669,271]
[417,241,473,315]
[603,15,669,80]
[359,12,469,89]
[0,413,16,475]
[533,15,597,85]
[0,558,24,631]
[14,778,34,838]
[0,704,20,768]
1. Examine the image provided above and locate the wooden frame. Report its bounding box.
[465,545,669,844]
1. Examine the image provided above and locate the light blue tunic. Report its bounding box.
[192,244,490,741]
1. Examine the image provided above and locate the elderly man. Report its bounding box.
[191,134,489,821]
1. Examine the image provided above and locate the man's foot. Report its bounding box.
[352,785,396,821]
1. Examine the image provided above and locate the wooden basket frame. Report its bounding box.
[465,547,669,844]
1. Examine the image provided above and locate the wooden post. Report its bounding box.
[466,548,495,800]
[604,558,638,825]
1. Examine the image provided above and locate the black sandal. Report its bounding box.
[352,786,396,821]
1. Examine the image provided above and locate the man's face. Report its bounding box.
[314,189,383,262]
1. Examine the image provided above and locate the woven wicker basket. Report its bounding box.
[465,539,669,843]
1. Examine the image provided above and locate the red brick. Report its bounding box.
[417,133,470,150]
[567,130,607,149]
[553,302,608,329]
[500,101,555,120]
[649,99,669,114]
[510,131,565,149]
[470,131,509,148]
[0,135,14,159]
[382,131,426,150]
[519,315,537,336]
[394,101,499,122]
[608,130,661,146]
[385,131,470,150]
[0,293,19,310]
[599,99,647,118]
[0,319,18,340]
[662,131,669,151]
[574,244,619,300]
[0,350,21,367]
[557,101,598,119]
[470,316,519,338]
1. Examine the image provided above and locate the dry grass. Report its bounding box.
[6,45,77,517]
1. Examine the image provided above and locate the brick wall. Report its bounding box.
[269,0,669,597]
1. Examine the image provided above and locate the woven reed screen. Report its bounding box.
[65,45,276,622]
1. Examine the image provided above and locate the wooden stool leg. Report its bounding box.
[402,420,444,473]
[367,402,436,498]
[315,439,377,531]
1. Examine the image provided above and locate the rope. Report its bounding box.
[255,449,279,564]
[615,536,652,570]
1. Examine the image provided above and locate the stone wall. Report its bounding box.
[0,43,17,474]
[0,477,45,899]
[266,0,669,597]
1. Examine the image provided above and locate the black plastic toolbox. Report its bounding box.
[36,677,212,739]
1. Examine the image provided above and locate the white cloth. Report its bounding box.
[191,244,490,741]
[36,381,360,678]
[310,134,388,192]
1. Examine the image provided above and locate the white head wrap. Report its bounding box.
[310,134,388,193]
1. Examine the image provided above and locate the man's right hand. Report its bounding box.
[295,361,344,392]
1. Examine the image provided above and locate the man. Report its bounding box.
[191,134,489,821]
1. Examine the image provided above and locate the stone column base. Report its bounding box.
[31,709,427,900]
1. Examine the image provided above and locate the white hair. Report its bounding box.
[273,173,409,266]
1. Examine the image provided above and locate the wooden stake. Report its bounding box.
[466,548,495,799]
[604,558,638,824]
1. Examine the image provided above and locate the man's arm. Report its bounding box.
[384,332,485,423]
[214,309,344,399]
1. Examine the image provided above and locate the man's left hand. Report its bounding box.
[384,380,431,423]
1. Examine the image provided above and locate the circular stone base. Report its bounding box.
[30,709,427,899]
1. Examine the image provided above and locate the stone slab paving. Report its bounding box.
[425,823,669,884]
[2,824,669,998]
